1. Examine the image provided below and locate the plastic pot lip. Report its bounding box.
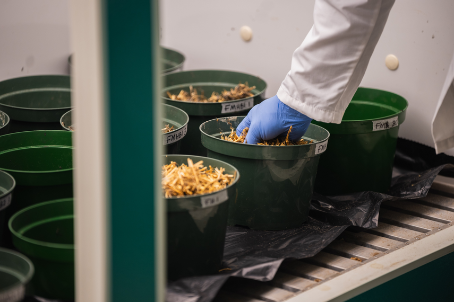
[0,74,71,111]
[339,87,409,123]
[0,247,35,285]
[163,154,240,202]
[162,104,189,135]
[163,64,184,74]
[0,146,73,175]
[0,129,71,138]
[60,109,73,131]
[8,198,75,250]
[0,170,16,199]
[200,116,330,149]
[339,102,408,123]
[0,102,72,112]
[161,69,268,105]
[162,47,186,74]
[0,110,10,131]
[0,75,70,82]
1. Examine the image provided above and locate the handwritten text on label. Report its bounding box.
[221,98,254,114]
[372,116,399,131]
[315,140,328,155]
[201,190,228,208]
[163,124,188,145]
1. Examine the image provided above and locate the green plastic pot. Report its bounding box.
[163,104,189,154]
[0,76,71,133]
[60,109,72,131]
[0,248,34,302]
[0,170,15,247]
[162,47,185,74]
[313,87,408,195]
[9,198,74,300]
[0,110,10,136]
[0,131,73,216]
[201,117,330,231]
[163,70,267,156]
[59,105,189,154]
[164,155,239,280]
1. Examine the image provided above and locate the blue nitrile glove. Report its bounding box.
[236,95,312,145]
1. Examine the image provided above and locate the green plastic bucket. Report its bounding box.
[0,170,15,247]
[163,70,267,156]
[313,87,408,195]
[0,76,71,133]
[9,198,74,300]
[60,109,72,131]
[162,47,185,74]
[59,105,189,154]
[164,155,239,280]
[0,248,34,302]
[0,131,73,216]
[163,104,189,154]
[201,117,330,230]
[0,111,10,136]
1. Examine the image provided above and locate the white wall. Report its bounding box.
[0,0,452,150]
[0,0,71,80]
[161,0,454,150]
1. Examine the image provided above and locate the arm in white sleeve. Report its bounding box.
[277,0,395,123]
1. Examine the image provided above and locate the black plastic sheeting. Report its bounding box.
[166,163,449,302]
[394,137,454,177]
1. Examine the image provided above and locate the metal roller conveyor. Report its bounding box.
[214,175,454,302]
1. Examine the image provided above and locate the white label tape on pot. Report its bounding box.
[0,194,11,211]
[221,98,254,114]
[315,140,328,155]
[372,116,399,131]
[163,124,188,145]
[200,190,228,208]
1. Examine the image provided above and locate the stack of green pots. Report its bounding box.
[0,76,71,133]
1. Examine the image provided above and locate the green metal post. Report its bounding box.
[103,0,164,301]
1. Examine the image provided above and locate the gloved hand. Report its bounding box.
[236,95,313,144]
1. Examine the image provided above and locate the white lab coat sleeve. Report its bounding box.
[431,57,454,154]
[277,0,395,123]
